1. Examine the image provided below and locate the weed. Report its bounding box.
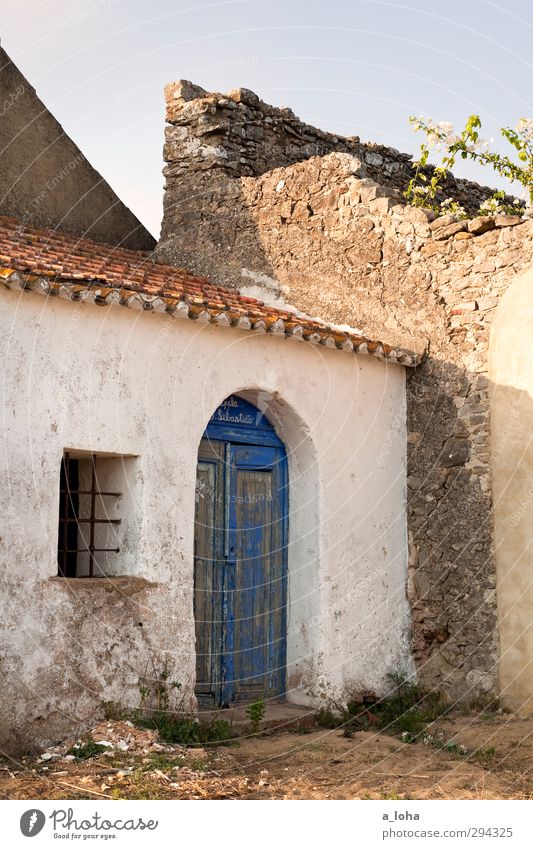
[315,707,344,729]
[472,746,497,767]
[137,712,232,746]
[103,665,234,748]
[467,694,502,714]
[185,757,211,772]
[246,698,266,734]
[67,736,110,760]
[319,672,451,742]
[381,790,402,800]
[432,739,468,756]
[99,751,140,769]
[116,769,166,800]
[129,664,233,746]
[370,672,449,740]
[428,738,497,767]
[143,753,186,772]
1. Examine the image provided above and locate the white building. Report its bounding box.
[0,215,419,749]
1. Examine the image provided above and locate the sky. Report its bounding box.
[2,0,532,237]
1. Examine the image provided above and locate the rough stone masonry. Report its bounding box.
[157,80,533,704]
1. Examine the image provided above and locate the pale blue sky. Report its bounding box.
[3,0,532,236]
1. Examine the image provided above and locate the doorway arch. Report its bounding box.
[193,394,288,707]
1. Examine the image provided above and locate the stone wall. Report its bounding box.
[159,80,517,280]
[157,81,533,704]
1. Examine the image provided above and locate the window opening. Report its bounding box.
[57,452,121,577]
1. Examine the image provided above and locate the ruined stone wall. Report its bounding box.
[157,82,533,704]
[159,81,517,280]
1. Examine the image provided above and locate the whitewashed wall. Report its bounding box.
[0,288,412,748]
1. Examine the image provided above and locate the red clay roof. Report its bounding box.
[0,215,422,366]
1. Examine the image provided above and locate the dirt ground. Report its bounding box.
[1,711,532,800]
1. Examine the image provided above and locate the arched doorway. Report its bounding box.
[194,395,288,707]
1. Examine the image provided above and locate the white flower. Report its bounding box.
[480,196,503,214]
[464,137,490,154]
[516,117,533,139]
[437,121,453,134]
[440,198,466,217]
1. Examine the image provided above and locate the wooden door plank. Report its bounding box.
[194,440,225,707]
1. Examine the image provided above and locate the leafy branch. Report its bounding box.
[405,115,532,216]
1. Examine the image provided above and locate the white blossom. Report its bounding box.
[516,117,533,140]
[479,197,503,214]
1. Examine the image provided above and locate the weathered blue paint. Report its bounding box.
[194,395,288,706]
[204,395,284,448]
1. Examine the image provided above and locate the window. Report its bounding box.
[57,452,137,578]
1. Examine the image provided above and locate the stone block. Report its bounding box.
[468,216,496,235]
[441,440,470,467]
[451,301,477,314]
[164,79,207,106]
[429,213,457,231]
[403,206,436,224]
[359,181,389,204]
[227,87,260,106]
[433,221,468,240]
[475,261,496,273]
[369,196,394,215]
[365,151,383,166]
[476,296,499,311]
[494,214,523,228]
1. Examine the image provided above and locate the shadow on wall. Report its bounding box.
[489,265,533,716]
[405,356,498,707]
[158,168,282,296]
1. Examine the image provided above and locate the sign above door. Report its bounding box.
[204,395,283,447]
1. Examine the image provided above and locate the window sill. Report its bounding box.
[48,576,157,592]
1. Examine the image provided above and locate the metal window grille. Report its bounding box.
[57,452,121,577]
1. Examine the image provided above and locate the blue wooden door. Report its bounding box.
[194,397,288,706]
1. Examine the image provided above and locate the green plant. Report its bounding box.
[366,672,449,741]
[314,674,449,742]
[432,739,468,756]
[405,114,532,214]
[67,736,110,760]
[143,753,186,772]
[133,666,184,737]
[135,708,233,747]
[314,707,344,729]
[134,672,231,745]
[245,698,266,734]
[472,746,497,767]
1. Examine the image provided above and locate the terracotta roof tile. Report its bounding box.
[0,215,423,366]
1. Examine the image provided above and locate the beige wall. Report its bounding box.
[0,46,155,250]
[490,265,533,714]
